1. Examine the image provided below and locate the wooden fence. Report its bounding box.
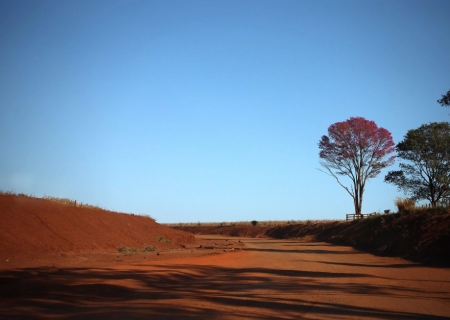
[346,213,376,221]
[418,200,450,208]
[346,200,450,221]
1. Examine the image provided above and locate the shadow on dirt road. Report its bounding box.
[1,237,449,319]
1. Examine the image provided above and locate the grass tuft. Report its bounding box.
[117,244,156,254]
[157,236,172,244]
[42,195,104,210]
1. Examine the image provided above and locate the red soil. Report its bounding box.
[0,194,195,267]
[2,194,450,319]
[176,210,450,267]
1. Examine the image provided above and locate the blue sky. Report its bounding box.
[1,0,449,223]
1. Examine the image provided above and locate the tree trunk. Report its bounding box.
[353,191,361,215]
[353,181,363,215]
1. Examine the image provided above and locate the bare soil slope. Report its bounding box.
[175,209,450,267]
[0,194,194,264]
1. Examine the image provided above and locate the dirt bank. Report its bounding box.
[175,209,450,267]
[0,194,195,266]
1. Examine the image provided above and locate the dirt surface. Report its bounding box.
[0,194,195,266]
[1,194,450,319]
[1,236,450,319]
[176,209,450,267]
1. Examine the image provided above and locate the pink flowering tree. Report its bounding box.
[318,117,395,215]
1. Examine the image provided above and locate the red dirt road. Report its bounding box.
[1,235,449,320]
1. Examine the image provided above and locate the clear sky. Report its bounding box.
[1,0,449,223]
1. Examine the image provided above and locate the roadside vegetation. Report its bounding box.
[0,191,104,210]
[385,122,450,207]
[157,236,172,244]
[0,191,155,221]
[163,219,334,228]
[117,244,156,254]
[42,195,105,210]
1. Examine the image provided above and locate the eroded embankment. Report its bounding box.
[175,209,450,267]
[0,194,195,260]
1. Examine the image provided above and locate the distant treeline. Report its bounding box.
[163,219,337,228]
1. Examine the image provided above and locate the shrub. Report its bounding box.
[395,197,415,213]
[141,244,157,252]
[251,220,258,226]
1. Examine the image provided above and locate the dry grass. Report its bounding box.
[157,236,172,244]
[0,191,102,210]
[0,191,31,197]
[42,195,104,210]
[163,219,337,228]
[0,190,155,221]
[395,197,416,213]
[117,244,156,254]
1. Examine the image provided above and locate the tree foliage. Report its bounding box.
[437,89,450,107]
[385,122,450,207]
[319,117,395,215]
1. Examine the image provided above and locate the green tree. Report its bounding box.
[437,89,450,107]
[384,122,450,207]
